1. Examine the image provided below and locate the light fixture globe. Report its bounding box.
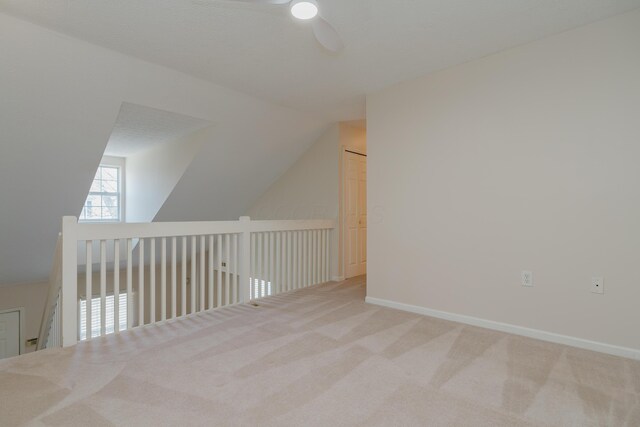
[290,0,318,20]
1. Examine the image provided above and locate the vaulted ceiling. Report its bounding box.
[2,0,639,120]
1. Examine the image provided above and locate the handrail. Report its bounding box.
[73,219,335,241]
[36,233,63,350]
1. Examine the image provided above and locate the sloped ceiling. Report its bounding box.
[1,0,639,120]
[105,103,212,157]
[0,12,327,284]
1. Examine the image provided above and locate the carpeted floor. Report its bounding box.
[1,276,639,426]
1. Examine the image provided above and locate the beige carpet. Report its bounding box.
[1,276,639,426]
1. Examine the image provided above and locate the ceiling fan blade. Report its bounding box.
[193,0,289,5]
[312,16,344,53]
[222,0,290,4]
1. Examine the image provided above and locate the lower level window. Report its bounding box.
[251,278,272,298]
[80,293,127,340]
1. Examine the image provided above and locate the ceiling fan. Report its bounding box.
[196,0,344,53]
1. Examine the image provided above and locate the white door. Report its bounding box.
[345,151,367,278]
[0,310,21,359]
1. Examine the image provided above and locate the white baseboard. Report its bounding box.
[331,276,345,282]
[365,296,640,360]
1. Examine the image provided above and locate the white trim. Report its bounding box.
[365,296,640,361]
[74,218,335,241]
[0,307,25,355]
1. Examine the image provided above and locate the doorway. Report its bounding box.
[343,149,367,278]
[0,308,23,359]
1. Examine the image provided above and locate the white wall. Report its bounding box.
[248,125,340,221]
[247,122,368,280]
[126,127,208,223]
[0,282,48,353]
[247,125,341,277]
[0,12,327,285]
[367,10,640,353]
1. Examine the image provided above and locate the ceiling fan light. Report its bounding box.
[290,0,318,20]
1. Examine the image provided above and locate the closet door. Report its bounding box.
[345,151,367,278]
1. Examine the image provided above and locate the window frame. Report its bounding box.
[80,156,126,223]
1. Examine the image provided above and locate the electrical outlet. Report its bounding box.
[591,277,604,294]
[521,271,533,287]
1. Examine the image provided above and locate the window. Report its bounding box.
[79,293,128,340]
[80,160,124,222]
[251,278,272,298]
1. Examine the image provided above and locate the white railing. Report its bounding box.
[37,234,63,350]
[55,216,334,347]
[45,290,62,348]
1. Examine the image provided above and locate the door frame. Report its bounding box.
[340,146,367,280]
[0,307,25,356]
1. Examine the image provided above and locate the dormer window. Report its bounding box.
[80,157,125,222]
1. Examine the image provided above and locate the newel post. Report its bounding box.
[61,216,78,347]
[239,216,251,303]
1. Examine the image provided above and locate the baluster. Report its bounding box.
[100,240,106,336]
[275,232,281,295]
[302,230,307,287]
[313,230,317,284]
[217,234,223,306]
[309,231,314,286]
[265,232,271,296]
[282,232,287,293]
[171,237,177,319]
[257,232,263,298]
[307,230,316,286]
[200,236,205,312]
[303,231,309,287]
[325,229,330,281]
[233,234,239,304]
[181,236,187,316]
[208,235,214,309]
[308,231,313,286]
[138,238,145,327]
[312,231,316,285]
[316,230,322,283]
[263,232,273,296]
[287,231,292,292]
[191,236,196,314]
[224,234,231,305]
[127,239,133,329]
[314,230,318,285]
[85,241,92,339]
[313,230,318,285]
[294,231,299,289]
[251,233,257,300]
[319,230,323,283]
[263,232,269,297]
[161,237,167,322]
[114,239,120,333]
[318,230,324,283]
[150,238,156,324]
[320,230,326,283]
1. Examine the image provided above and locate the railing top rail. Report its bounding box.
[247,219,335,233]
[69,217,335,241]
